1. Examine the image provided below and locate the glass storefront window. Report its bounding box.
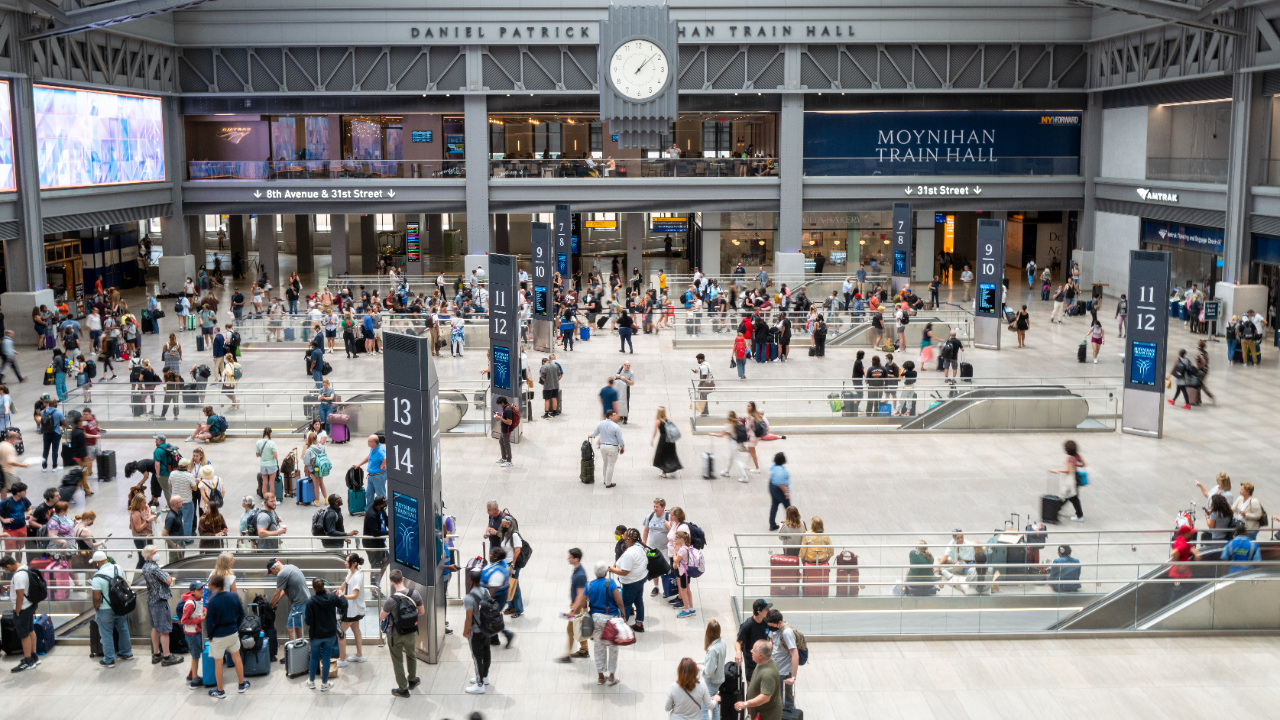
[488,114,602,159]
[643,113,777,158]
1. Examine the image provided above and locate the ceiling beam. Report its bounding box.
[1074,0,1244,35]
[22,0,219,41]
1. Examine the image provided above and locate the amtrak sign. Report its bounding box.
[1136,187,1179,204]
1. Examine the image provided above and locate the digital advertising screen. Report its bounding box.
[392,491,421,572]
[557,252,568,276]
[893,250,908,276]
[1129,341,1158,387]
[34,84,165,189]
[405,221,420,262]
[533,285,548,316]
[446,134,465,153]
[492,344,511,390]
[0,81,13,192]
[977,282,998,315]
[411,130,433,143]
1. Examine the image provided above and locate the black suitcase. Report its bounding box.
[579,440,594,484]
[596,315,608,329]
[168,622,189,655]
[1041,287,1050,301]
[96,449,117,480]
[1,610,23,655]
[303,394,319,420]
[183,382,201,407]
[196,334,205,352]
[1041,494,1062,524]
[131,393,145,416]
[959,362,973,379]
[701,452,716,479]
[89,620,122,658]
[1077,343,1087,363]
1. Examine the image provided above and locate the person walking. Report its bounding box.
[90,550,135,667]
[381,569,424,698]
[767,453,790,531]
[1116,294,1128,337]
[493,396,515,467]
[608,528,649,632]
[732,331,748,379]
[590,409,625,488]
[651,407,683,478]
[1167,349,1195,409]
[351,433,387,500]
[1050,285,1065,323]
[614,361,635,424]
[556,547,591,663]
[618,309,635,353]
[586,560,625,686]
[710,411,749,483]
[1014,305,1030,348]
[303,577,347,691]
[1049,439,1086,523]
[1086,319,1104,363]
[203,573,249,698]
[463,569,497,694]
[1195,340,1216,404]
[539,357,560,418]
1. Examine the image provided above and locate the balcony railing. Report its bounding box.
[1146,157,1228,184]
[489,157,778,179]
[188,160,465,181]
[803,156,1080,177]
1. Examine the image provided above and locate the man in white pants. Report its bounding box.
[589,410,625,488]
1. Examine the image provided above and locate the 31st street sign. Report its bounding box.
[905,185,983,196]
[253,188,397,200]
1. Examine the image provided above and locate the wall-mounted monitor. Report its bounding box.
[446,134,465,154]
[34,84,165,189]
[411,130,433,143]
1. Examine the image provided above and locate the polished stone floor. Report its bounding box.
[2,263,1278,719]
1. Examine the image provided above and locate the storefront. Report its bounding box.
[1140,219,1223,296]
[1249,234,1280,325]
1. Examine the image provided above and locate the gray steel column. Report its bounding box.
[360,214,377,274]
[6,77,43,292]
[700,211,722,276]
[188,215,206,268]
[228,215,247,278]
[295,214,314,274]
[464,93,490,256]
[160,216,189,255]
[329,214,348,275]
[427,214,444,262]
[1223,67,1266,284]
[1076,93,1103,280]
[256,215,279,285]
[625,213,644,286]
[778,93,804,256]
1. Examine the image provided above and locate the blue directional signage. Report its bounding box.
[1125,250,1171,393]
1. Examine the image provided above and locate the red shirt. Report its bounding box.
[1170,536,1194,579]
[733,336,747,359]
[83,417,99,447]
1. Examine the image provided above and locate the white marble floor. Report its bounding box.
[2,273,1277,719]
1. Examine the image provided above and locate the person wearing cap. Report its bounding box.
[1049,545,1082,592]
[169,457,197,540]
[939,530,975,567]
[91,550,134,667]
[140,545,184,666]
[735,598,773,681]
[178,579,206,686]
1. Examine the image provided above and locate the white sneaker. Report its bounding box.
[336,660,349,668]
[465,684,486,694]
[1070,516,1085,523]
[321,682,334,692]
[500,461,513,467]
[470,676,491,685]
[737,477,749,483]
[185,436,195,442]
[1093,359,1097,364]
[352,656,366,663]
[305,681,316,690]
[719,471,729,477]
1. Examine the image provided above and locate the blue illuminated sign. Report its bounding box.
[392,492,421,572]
[493,345,511,390]
[1130,341,1158,387]
[411,130,433,143]
[1142,220,1223,255]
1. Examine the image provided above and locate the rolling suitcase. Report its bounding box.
[182,382,201,407]
[1041,495,1062,524]
[241,639,270,676]
[96,449,117,480]
[1,611,22,655]
[1041,287,1050,301]
[89,621,121,658]
[330,422,350,444]
[348,488,366,515]
[284,327,296,342]
[801,562,829,597]
[580,440,595,484]
[835,551,860,597]
[1078,343,1087,363]
[700,452,715,480]
[33,614,54,655]
[196,334,205,352]
[770,554,799,596]
[168,622,189,656]
[131,393,145,416]
[283,639,310,678]
[596,315,608,329]
[580,326,590,341]
[959,362,973,380]
[297,478,316,505]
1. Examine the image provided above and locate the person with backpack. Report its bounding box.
[463,565,504,694]
[479,547,516,649]
[671,530,699,619]
[0,554,45,672]
[497,515,526,618]
[204,572,249,698]
[351,433,386,501]
[1222,525,1262,574]
[939,330,964,381]
[37,398,64,473]
[1167,348,1196,410]
[152,433,180,500]
[314,494,357,549]
[608,528,650,632]
[305,433,335,507]
[189,405,227,443]
[178,579,205,686]
[90,550,135,667]
[709,411,750,483]
[586,560,626,686]
[380,569,424,698]
[764,609,800,711]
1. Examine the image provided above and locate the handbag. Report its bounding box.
[579,612,594,637]
[1076,469,1090,487]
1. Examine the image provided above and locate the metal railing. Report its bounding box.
[188,159,466,181]
[1146,157,1229,184]
[689,376,1121,432]
[802,156,1081,176]
[668,308,973,348]
[728,530,1280,637]
[489,157,778,179]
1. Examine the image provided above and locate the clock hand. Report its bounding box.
[634,53,656,74]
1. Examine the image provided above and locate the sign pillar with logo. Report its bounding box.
[381,332,444,662]
[891,202,912,294]
[974,219,1006,350]
[531,223,553,352]
[554,204,571,278]
[488,254,522,443]
[405,218,422,276]
[1122,250,1171,438]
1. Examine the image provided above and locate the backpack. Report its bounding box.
[21,566,48,605]
[791,627,809,666]
[311,508,331,536]
[208,415,227,436]
[752,419,767,438]
[685,547,707,578]
[1171,361,1186,379]
[244,508,260,537]
[388,591,420,634]
[312,446,332,477]
[39,408,57,434]
[508,405,520,429]
[733,422,748,444]
[476,588,505,635]
[174,299,182,313]
[513,536,534,570]
[345,466,365,491]
[942,338,960,359]
[160,443,182,473]
[663,420,682,442]
[687,522,707,550]
[899,309,910,325]
[232,365,243,380]
[205,478,224,508]
[95,565,137,616]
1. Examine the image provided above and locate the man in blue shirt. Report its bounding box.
[480,547,516,647]
[212,327,226,362]
[231,289,245,322]
[38,399,64,472]
[599,378,619,419]
[352,434,387,501]
[1048,545,1081,592]
[0,482,31,547]
[557,547,590,663]
[1222,525,1261,574]
[308,344,325,389]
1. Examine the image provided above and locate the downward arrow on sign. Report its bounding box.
[253,190,261,198]
[904,186,913,195]
[388,189,396,198]
[973,186,982,195]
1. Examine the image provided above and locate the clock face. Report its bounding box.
[609,39,669,102]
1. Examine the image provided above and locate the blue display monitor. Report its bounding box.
[493,344,511,390]
[977,282,998,315]
[1130,341,1158,386]
[533,285,548,316]
[411,130,433,143]
[392,491,421,572]
[557,252,568,276]
[893,250,908,276]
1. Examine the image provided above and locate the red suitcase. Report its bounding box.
[835,551,860,597]
[802,561,830,597]
[770,554,799,596]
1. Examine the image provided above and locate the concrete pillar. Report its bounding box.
[295,214,314,274]
[775,93,805,279]
[188,215,206,269]
[228,215,247,279]
[1076,94,1104,287]
[494,214,509,254]
[4,77,44,294]
[700,212,722,276]
[256,215,279,285]
[427,214,444,269]
[1223,54,1269,284]
[464,94,490,274]
[625,213,644,287]
[914,211,936,284]
[329,214,349,276]
[158,216,194,291]
[360,214,377,274]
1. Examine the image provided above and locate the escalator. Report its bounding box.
[897,385,1090,430]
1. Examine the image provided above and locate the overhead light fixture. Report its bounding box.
[859,239,866,245]
[1157,98,1231,107]
[883,239,890,245]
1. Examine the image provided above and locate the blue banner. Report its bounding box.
[1142,220,1224,255]
[803,110,1081,176]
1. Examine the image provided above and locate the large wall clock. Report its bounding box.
[608,39,669,102]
